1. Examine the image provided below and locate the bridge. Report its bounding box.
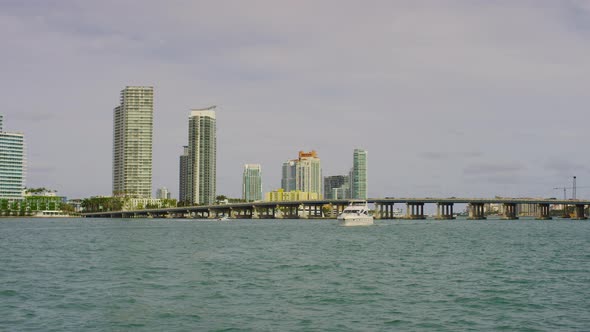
[82,198,590,220]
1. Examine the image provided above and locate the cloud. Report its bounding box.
[1,1,590,199]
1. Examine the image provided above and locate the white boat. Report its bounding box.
[217,215,230,221]
[337,201,374,226]
[393,208,404,218]
[34,210,72,218]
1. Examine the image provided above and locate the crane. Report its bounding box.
[552,185,590,200]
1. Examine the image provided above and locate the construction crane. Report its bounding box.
[553,185,590,200]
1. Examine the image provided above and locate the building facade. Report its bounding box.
[264,189,319,202]
[281,160,297,192]
[156,187,171,199]
[350,149,368,199]
[281,151,322,197]
[186,107,216,205]
[324,175,349,200]
[242,164,262,202]
[112,86,154,198]
[178,146,189,204]
[0,116,26,200]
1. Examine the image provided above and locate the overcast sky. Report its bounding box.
[1,0,590,200]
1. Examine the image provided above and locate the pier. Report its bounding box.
[82,198,590,220]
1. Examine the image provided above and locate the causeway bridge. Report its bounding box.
[82,198,590,220]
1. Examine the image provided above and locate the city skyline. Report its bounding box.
[2,2,590,200]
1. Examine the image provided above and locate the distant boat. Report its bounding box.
[217,215,230,221]
[393,208,404,218]
[34,210,72,218]
[337,201,374,226]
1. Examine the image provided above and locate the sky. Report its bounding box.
[1,0,590,200]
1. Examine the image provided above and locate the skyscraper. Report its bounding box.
[242,164,262,202]
[186,107,216,205]
[178,146,189,204]
[281,160,297,191]
[0,116,26,200]
[296,151,322,196]
[112,86,154,198]
[351,148,368,199]
[280,151,322,197]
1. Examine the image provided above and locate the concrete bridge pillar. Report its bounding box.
[252,207,260,219]
[537,204,552,220]
[468,203,486,220]
[376,203,394,219]
[374,203,382,219]
[406,202,426,220]
[502,203,519,220]
[436,203,455,220]
[572,204,587,220]
[274,205,283,219]
[562,204,571,218]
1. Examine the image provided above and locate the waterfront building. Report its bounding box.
[281,160,297,192]
[281,151,322,197]
[178,146,189,204]
[0,116,26,201]
[264,189,319,202]
[112,86,154,198]
[156,187,171,199]
[186,107,216,205]
[324,175,349,200]
[350,149,368,199]
[242,164,262,202]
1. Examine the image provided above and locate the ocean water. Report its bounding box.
[0,218,589,331]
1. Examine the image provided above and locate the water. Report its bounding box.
[1,218,589,331]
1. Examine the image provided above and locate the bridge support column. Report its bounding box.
[252,207,260,219]
[502,203,519,220]
[572,204,587,220]
[207,209,216,219]
[467,203,486,220]
[274,205,283,219]
[406,202,426,220]
[436,203,455,220]
[537,204,552,220]
[374,203,382,219]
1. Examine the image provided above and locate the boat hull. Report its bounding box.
[338,216,374,226]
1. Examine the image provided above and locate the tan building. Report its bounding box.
[264,189,319,202]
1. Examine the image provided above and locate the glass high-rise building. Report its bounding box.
[351,148,368,199]
[0,116,26,200]
[242,164,262,202]
[281,160,297,191]
[186,107,216,205]
[112,86,154,198]
[178,146,189,204]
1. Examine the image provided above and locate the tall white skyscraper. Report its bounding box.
[242,164,262,202]
[0,116,26,200]
[186,107,216,205]
[112,86,154,198]
[351,148,368,199]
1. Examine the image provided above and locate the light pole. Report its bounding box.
[573,176,577,200]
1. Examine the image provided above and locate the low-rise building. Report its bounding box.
[264,189,319,202]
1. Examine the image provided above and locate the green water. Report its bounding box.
[1,218,589,331]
